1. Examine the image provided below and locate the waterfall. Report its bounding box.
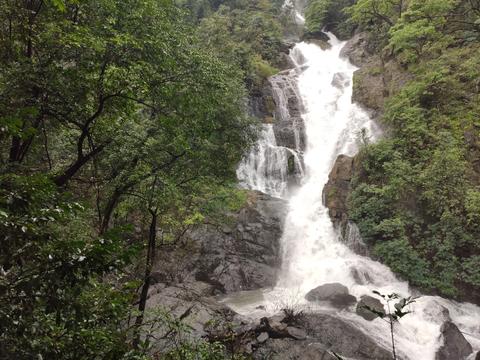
[233,29,480,360]
[237,68,304,198]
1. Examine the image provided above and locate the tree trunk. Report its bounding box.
[133,210,157,349]
[53,143,106,187]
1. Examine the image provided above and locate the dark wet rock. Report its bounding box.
[190,191,287,293]
[305,283,357,308]
[435,321,473,360]
[302,30,330,44]
[287,326,307,340]
[476,351,480,360]
[248,80,275,122]
[257,332,269,343]
[145,281,236,354]
[340,32,372,67]
[341,31,412,117]
[323,155,369,256]
[323,154,355,228]
[305,314,391,359]
[269,71,306,152]
[261,314,289,337]
[352,61,385,114]
[344,222,369,256]
[150,190,286,296]
[306,283,349,300]
[254,339,338,360]
[305,38,332,50]
[351,266,373,285]
[306,283,350,301]
[253,313,391,360]
[144,190,287,355]
[356,295,385,321]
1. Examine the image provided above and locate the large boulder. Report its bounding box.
[253,339,338,360]
[191,191,287,293]
[305,283,357,308]
[323,155,369,255]
[254,313,392,360]
[152,191,287,294]
[356,295,385,321]
[340,32,373,67]
[341,31,412,117]
[435,321,473,360]
[145,281,236,354]
[323,154,355,228]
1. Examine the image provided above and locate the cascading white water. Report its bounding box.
[236,124,295,198]
[232,32,480,360]
[237,68,304,198]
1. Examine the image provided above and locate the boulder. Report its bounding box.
[356,295,385,321]
[253,313,392,360]
[435,321,473,360]
[306,314,392,359]
[144,281,237,354]
[323,155,355,228]
[261,314,289,337]
[253,339,339,360]
[306,283,349,301]
[287,326,307,340]
[156,191,288,294]
[305,283,357,308]
[340,32,372,67]
[323,155,370,256]
[257,332,269,343]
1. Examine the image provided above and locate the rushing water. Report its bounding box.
[232,32,480,360]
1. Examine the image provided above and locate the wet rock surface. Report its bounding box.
[144,190,287,354]
[153,190,287,294]
[356,295,385,321]
[341,31,412,117]
[340,32,373,68]
[270,70,306,152]
[435,321,473,360]
[251,312,392,360]
[323,155,369,255]
[323,154,355,228]
[305,283,357,308]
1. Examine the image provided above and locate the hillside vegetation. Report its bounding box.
[308,0,480,301]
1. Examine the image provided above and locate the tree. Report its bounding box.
[363,291,417,360]
[0,174,138,359]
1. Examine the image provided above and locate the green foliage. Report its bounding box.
[305,0,331,33]
[388,0,456,64]
[347,0,480,300]
[0,0,268,358]
[363,291,417,360]
[196,1,285,89]
[0,174,138,359]
[305,0,355,39]
[347,0,404,30]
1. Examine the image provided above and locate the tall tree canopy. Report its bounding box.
[0,0,257,358]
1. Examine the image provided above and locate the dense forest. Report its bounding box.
[2,0,480,359]
[0,0,292,358]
